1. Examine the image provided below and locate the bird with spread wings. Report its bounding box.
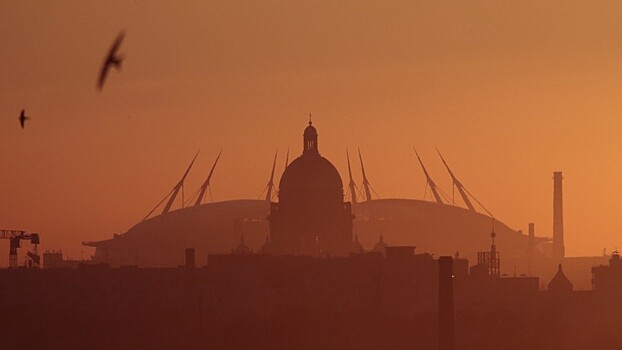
[97,31,125,91]
[19,110,29,129]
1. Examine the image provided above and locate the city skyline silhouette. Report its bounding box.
[2,3,622,349]
[3,2,622,261]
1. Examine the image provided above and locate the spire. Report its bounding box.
[194,150,221,206]
[358,148,373,202]
[346,149,358,205]
[265,150,278,202]
[284,148,290,169]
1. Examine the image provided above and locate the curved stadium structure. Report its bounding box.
[84,122,549,273]
[84,198,546,273]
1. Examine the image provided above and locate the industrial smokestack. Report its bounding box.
[528,223,535,276]
[438,256,455,350]
[553,172,565,262]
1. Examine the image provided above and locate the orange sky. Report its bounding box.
[2,1,622,265]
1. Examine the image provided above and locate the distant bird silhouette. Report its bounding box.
[19,110,29,129]
[97,31,125,91]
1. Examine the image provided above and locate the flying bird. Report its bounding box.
[97,31,126,91]
[19,110,29,129]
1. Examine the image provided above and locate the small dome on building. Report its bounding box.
[372,234,387,255]
[547,264,573,292]
[304,121,317,138]
[302,120,319,155]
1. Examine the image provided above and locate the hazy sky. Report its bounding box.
[2,1,622,264]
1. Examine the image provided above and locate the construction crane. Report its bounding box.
[0,230,40,269]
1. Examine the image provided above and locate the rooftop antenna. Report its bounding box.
[489,217,500,276]
[477,216,500,277]
[491,217,496,249]
[194,150,222,206]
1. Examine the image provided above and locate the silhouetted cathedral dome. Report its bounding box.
[278,120,344,204]
[266,121,354,256]
[278,154,344,203]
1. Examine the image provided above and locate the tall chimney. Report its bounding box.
[553,172,565,262]
[438,256,455,350]
[527,223,535,276]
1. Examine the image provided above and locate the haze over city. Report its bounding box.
[2,2,621,259]
[6,2,622,350]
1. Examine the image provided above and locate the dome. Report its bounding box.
[266,121,352,256]
[547,264,573,292]
[278,153,344,204]
[278,121,343,204]
[372,234,387,255]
